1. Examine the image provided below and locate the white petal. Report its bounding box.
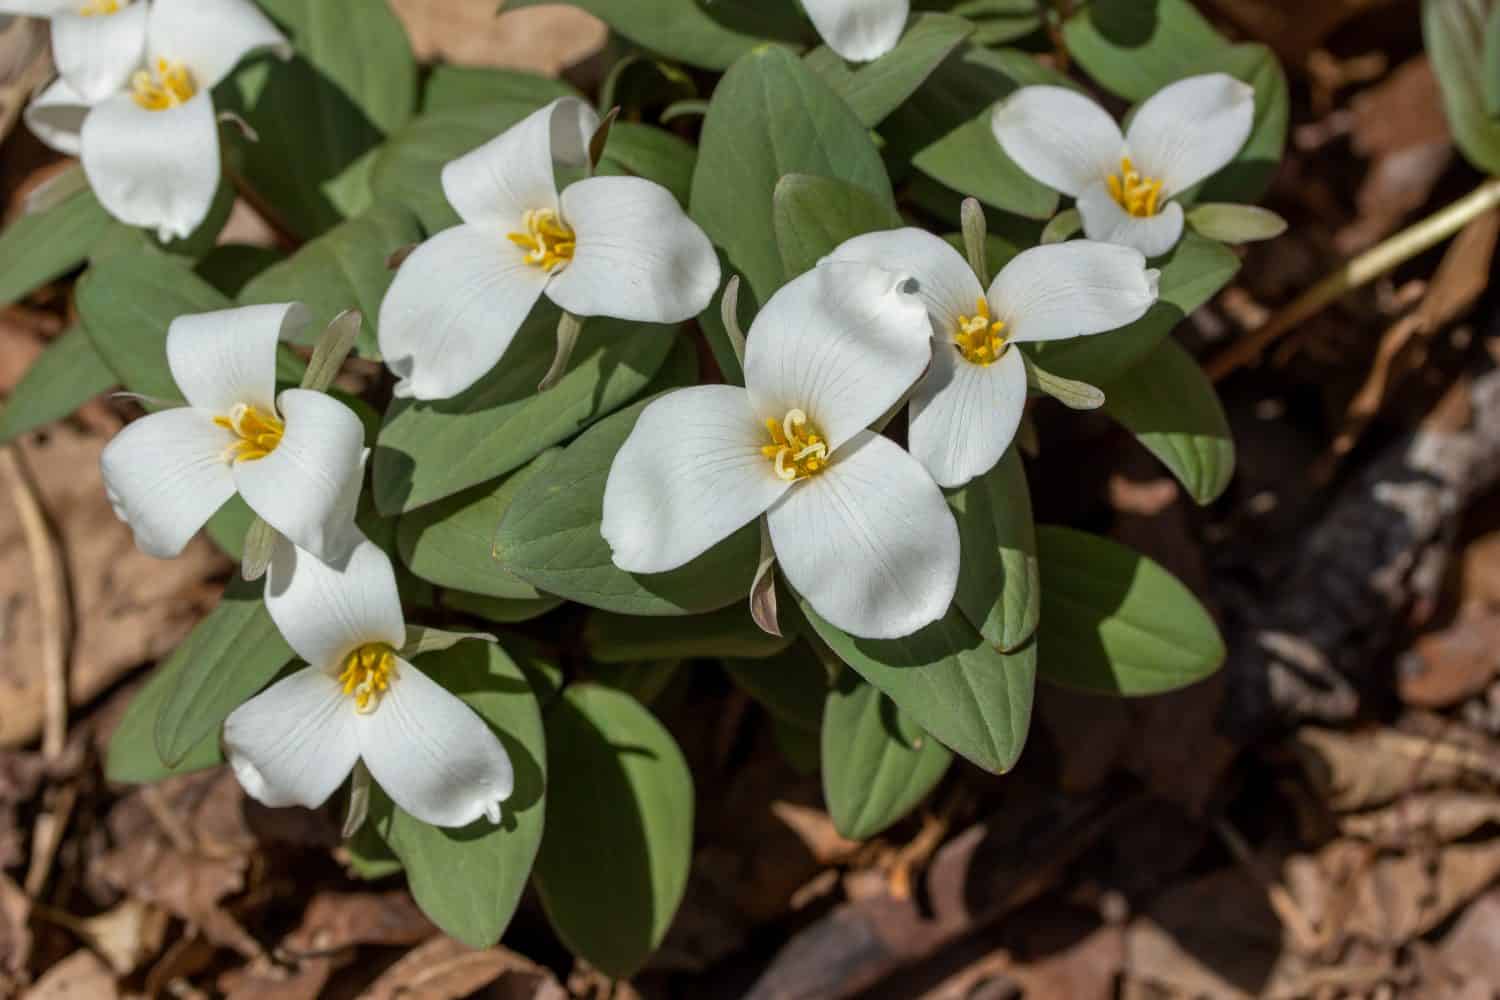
[991,86,1124,197]
[908,344,1026,489]
[824,227,984,337]
[234,388,366,561]
[167,302,308,415]
[357,658,514,828]
[80,91,219,241]
[802,0,909,62]
[100,407,235,559]
[768,431,958,639]
[602,385,788,574]
[743,262,931,451]
[24,76,91,156]
[548,176,719,324]
[1077,181,1185,259]
[264,532,405,670]
[51,3,147,102]
[223,666,359,811]
[147,0,288,91]
[1125,73,1255,195]
[990,241,1158,344]
[377,224,550,401]
[440,97,598,231]
[0,0,76,14]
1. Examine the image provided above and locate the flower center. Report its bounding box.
[79,0,123,14]
[1106,156,1164,218]
[761,409,828,482]
[131,59,197,112]
[954,298,1007,366]
[214,403,284,463]
[338,643,398,715]
[507,208,576,273]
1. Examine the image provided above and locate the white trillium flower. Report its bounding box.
[827,230,1159,488]
[991,74,1255,258]
[100,303,365,561]
[224,535,515,828]
[378,97,721,401]
[0,0,147,103]
[803,0,909,63]
[602,262,960,640]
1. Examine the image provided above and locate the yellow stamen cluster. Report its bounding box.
[79,0,122,15]
[954,298,1007,366]
[214,403,284,463]
[338,643,398,714]
[131,58,197,111]
[1106,156,1164,218]
[508,208,576,272]
[762,409,828,482]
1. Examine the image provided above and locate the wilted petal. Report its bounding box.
[52,2,148,102]
[167,302,308,415]
[24,76,90,156]
[802,0,909,62]
[603,385,788,574]
[991,241,1157,343]
[991,86,1123,197]
[147,0,288,91]
[549,175,719,324]
[264,533,405,670]
[100,406,235,559]
[1077,181,1185,259]
[908,344,1026,489]
[1125,73,1255,195]
[224,666,359,810]
[824,227,984,336]
[358,658,514,828]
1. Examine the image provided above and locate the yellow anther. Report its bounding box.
[1106,156,1164,218]
[761,409,828,482]
[507,208,576,272]
[79,0,122,15]
[130,58,197,111]
[213,403,285,464]
[954,297,1007,366]
[337,643,398,714]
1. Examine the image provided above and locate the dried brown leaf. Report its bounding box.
[362,936,564,1000]
[1292,726,1500,812]
[1341,792,1500,846]
[23,950,117,1000]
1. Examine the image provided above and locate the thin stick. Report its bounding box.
[1207,177,1500,382]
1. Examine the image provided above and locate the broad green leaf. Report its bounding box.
[534,684,693,978]
[154,578,293,767]
[1101,336,1234,505]
[722,643,827,732]
[1186,203,1288,243]
[590,660,682,706]
[822,676,952,839]
[1486,2,1500,117]
[443,591,564,625]
[585,604,791,663]
[1185,44,1289,204]
[773,173,904,281]
[1062,0,1228,102]
[948,0,1041,44]
[345,820,403,880]
[195,244,285,297]
[805,13,974,126]
[797,600,1035,774]
[238,203,423,358]
[0,186,115,309]
[397,450,562,599]
[421,64,579,112]
[493,397,761,615]
[205,496,256,561]
[1425,0,1500,175]
[596,122,698,207]
[1036,525,1225,695]
[692,45,894,301]
[948,448,1039,651]
[373,641,547,947]
[372,307,676,514]
[1027,231,1238,383]
[106,659,223,784]
[506,0,810,71]
[0,326,115,445]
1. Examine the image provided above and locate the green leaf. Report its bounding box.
[722,643,827,732]
[442,591,564,625]
[1062,0,1228,102]
[1101,337,1234,505]
[1184,44,1289,204]
[205,496,256,561]
[595,122,698,208]
[692,45,894,301]
[1486,2,1500,118]
[585,604,791,663]
[345,820,403,880]
[238,203,422,358]
[797,600,1035,774]
[1186,203,1288,243]
[948,448,1039,651]
[0,187,115,309]
[534,684,694,978]
[373,641,547,947]
[373,308,676,514]
[493,397,761,615]
[0,326,115,445]
[195,244,285,297]
[1027,231,1239,384]
[421,64,579,112]
[106,660,223,784]
[506,0,810,71]
[153,578,294,767]
[589,660,682,706]
[1036,525,1225,695]
[696,249,748,385]
[773,173,904,281]
[948,0,1041,44]
[805,13,974,126]
[822,676,952,839]
[1426,0,1500,175]
[397,450,561,599]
